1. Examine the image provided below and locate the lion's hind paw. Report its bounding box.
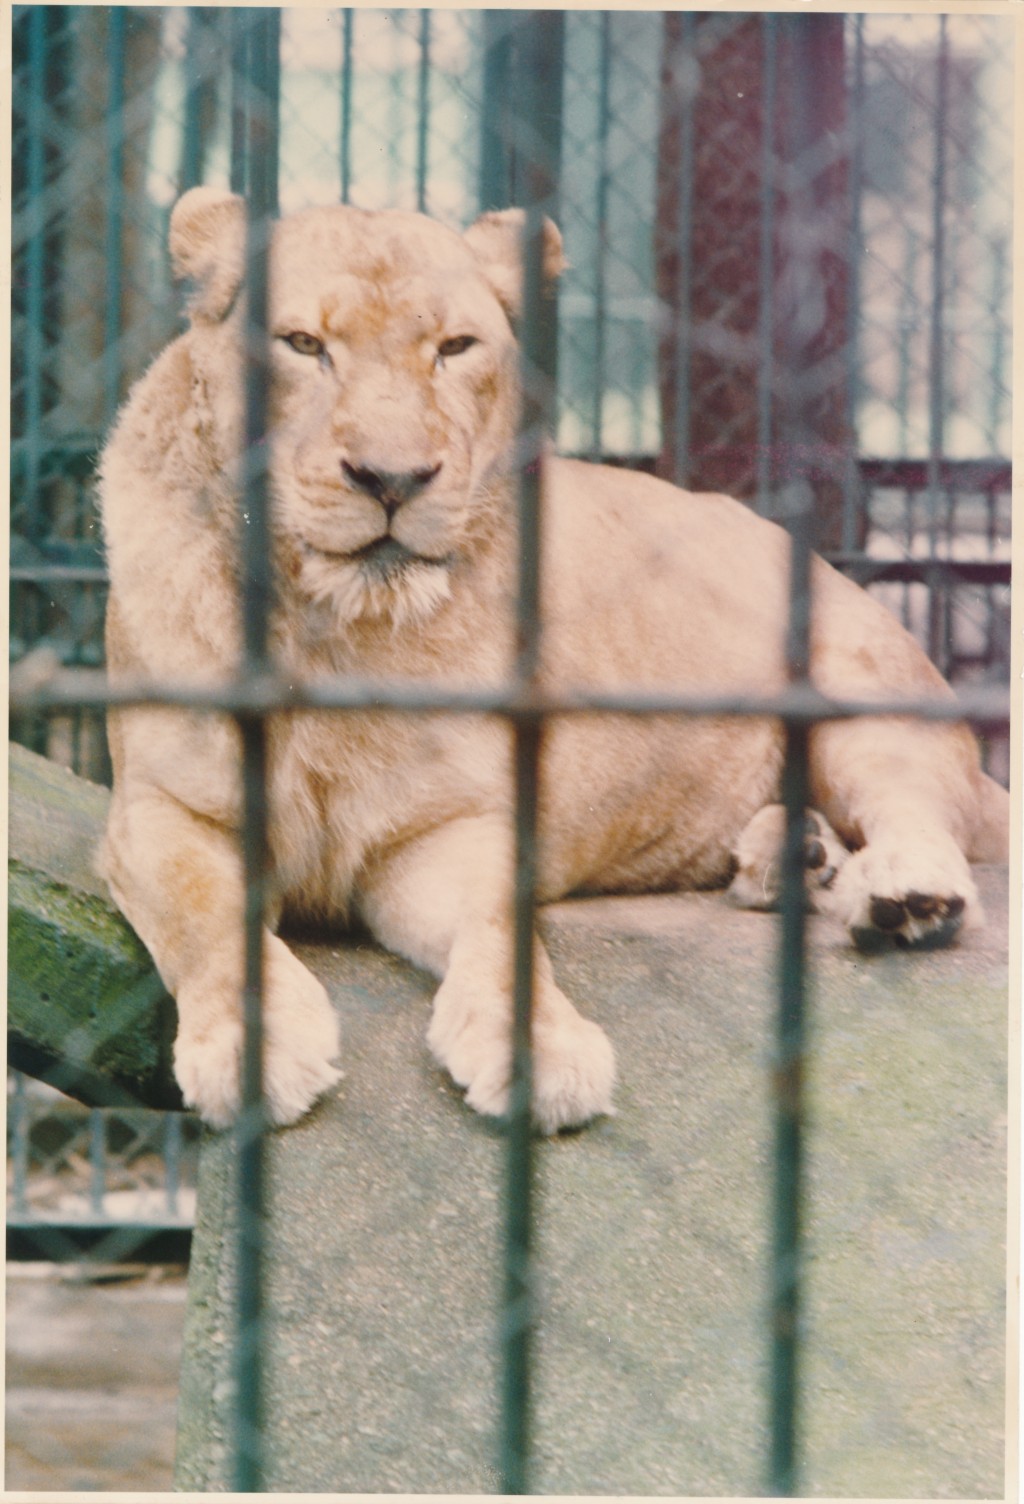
[851,891,967,952]
[727,804,846,913]
[832,842,979,953]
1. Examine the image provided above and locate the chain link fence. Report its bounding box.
[11,8,1012,777]
[9,6,1013,1494]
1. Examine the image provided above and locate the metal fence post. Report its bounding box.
[926,15,950,675]
[230,7,281,1491]
[102,8,126,428]
[755,14,778,515]
[768,15,830,1493]
[340,8,354,204]
[415,10,431,213]
[587,12,612,462]
[478,10,516,213]
[22,5,48,533]
[501,12,564,1494]
[840,15,866,555]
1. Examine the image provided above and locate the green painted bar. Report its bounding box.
[416,10,431,213]
[231,7,282,1492]
[501,12,566,1492]
[103,7,126,427]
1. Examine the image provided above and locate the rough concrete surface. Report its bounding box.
[176,867,1009,1497]
[6,1264,187,1491]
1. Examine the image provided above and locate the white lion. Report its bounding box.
[98,188,1008,1132]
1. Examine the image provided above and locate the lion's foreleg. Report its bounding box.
[358,815,615,1132]
[101,788,341,1127]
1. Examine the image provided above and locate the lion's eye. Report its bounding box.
[437,335,478,360]
[283,331,325,358]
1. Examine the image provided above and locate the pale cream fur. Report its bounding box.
[98,191,1008,1131]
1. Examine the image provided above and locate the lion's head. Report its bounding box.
[169,188,564,628]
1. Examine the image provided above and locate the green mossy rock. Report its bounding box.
[8,744,181,1110]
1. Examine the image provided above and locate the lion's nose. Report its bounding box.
[341,460,442,517]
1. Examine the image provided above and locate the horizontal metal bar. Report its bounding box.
[823,557,1010,587]
[10,434,102,462]
[7,1223,192,1264]
[11,567,109,584]
[559,456,1011,495]
[858,458,1011,493]
[14,558,1007,590]
[8,666,1010,727]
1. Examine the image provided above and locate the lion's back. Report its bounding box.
[543,457,945,701]
[543,458,792,693]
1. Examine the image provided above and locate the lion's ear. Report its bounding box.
[169,187,246,324]
[463,209,565,322]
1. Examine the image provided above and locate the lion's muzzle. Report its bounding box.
[341,460,443,515]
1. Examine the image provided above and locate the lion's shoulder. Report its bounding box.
[545,456,788,565]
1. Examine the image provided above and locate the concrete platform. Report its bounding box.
[176,869,1009,1496]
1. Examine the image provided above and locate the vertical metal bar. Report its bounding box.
[387,20,402,204]
[70,701,83,771]
[589,13,612,461]
[231,9,281,1493]
[985,484,998,678]
[841,15,865,554]
[89,1109,106,1217]
[987,235,1008,451]
[755,15,778,514]
[503,712,541,1498]
[670,11,696,488]
[926,17,949,667]
[11,1074,30,1220]
[902,486,915,631]
[768,17,819,1495]
[940,484,955,678]
[896,227,916,454]
[415,10,431,213]
[340,8,354,203]
[181,9,206,193]
[230,13,250,199]
[770,722,810,1499]
[103,7,126,428]
[165,1110,182,1220]
[479,11,515,212]
[500,14,563,1493]
[23,6,47,538]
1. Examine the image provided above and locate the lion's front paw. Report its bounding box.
[530,1012,617,1134]
[174,946,342,1128]
[428,979,615,1133]
[174,1014,247,1130]
[830,841,979,952]
[261,945,343,1125]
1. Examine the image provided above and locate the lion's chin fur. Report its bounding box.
[298,549,454,630]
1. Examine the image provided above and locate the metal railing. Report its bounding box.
[7,1072,196,1263]
[8,7,1012,1495]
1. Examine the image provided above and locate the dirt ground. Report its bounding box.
[6,1261,187,1492]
